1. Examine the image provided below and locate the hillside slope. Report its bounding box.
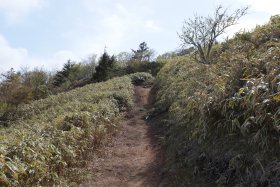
[0,73,153,186]
[155,15,280,186]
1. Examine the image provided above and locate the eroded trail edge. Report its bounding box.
[82,86,164,187]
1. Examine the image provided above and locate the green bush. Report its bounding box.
[125,60,165,77]
[155,16,280,186]
[93,52,117,82]
[128,72,154,85]
[0,76,134,186]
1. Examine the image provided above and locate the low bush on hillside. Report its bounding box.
[0,76,135,186]
[155,16,280,186]
[128,72,154,85]
[126,61,164,76]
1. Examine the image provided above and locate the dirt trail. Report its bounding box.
[81,86,164,187]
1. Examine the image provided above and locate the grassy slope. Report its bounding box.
[0,74,143,186]
[155,16,280,186]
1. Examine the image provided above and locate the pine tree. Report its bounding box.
[53,60,75,86]
[131,42,153,62]
[93,52,116,82]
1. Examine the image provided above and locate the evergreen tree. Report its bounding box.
[53,60,76,87]
[131,42,153,62]
[93,52,116,82]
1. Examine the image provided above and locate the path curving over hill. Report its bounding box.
[81,86,165,187]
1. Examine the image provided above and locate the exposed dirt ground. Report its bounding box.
[80,86,165,187]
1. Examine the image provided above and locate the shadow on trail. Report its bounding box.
[129,85,166,187]
[81,85,167,187]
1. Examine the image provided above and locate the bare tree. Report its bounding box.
[116,51,133,65]
[179,5,248,64]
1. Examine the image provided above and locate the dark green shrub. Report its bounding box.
[128,72,154,85]
[93,52,117,82]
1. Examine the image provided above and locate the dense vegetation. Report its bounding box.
[0,42,162,122]
[0,60,96,120]
[155,15,280,186]
[0,3,279,186]
[0,73,153,186]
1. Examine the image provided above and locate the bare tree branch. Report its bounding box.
[178,5,248,64]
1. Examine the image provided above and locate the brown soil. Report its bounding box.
[80,86,165,187]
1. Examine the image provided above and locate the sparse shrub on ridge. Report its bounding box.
[178,5,248,64]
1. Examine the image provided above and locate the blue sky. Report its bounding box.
[0,0,279,72]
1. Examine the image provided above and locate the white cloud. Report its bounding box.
[28,50,79,71]
[0,34,29,72]
[145,20,162,32]
[241,0,280,15]
[102,14,127,48]
[215,0,280,15]
[70,1,163,54]
[212,0,278,39]
[0,34,79,73]
[228,0,280,37]
[0,0,46,23]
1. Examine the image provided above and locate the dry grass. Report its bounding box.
[155,15,280,186]
[0,73,153,186]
